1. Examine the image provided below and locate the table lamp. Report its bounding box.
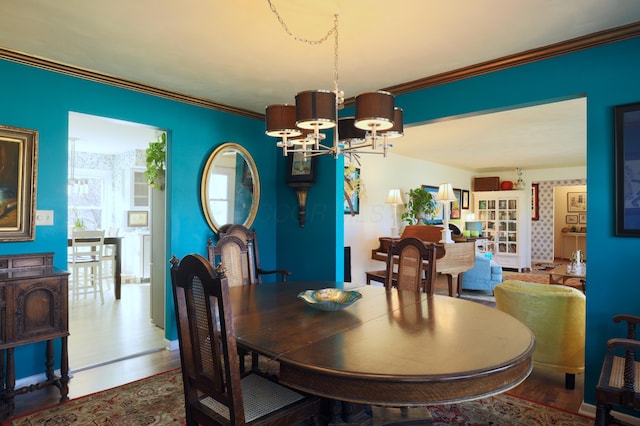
[436,183,456,244]
[385,188,404,237]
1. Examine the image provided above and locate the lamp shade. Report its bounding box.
[295,90,337,130]
[265,104,302,137]
[354,91,395,131]
[380,108,404,139]
[338,117,367,143]
[385,188,404,205]
[436,183,456,202]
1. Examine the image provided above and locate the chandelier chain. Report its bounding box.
[268,0,337,45]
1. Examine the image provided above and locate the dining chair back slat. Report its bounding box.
[69,229,105,303]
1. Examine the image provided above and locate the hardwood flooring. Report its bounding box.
[6,273,587,420]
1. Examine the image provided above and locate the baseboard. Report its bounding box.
[166,339,179,351]
[15,369,73,390]
[580,401,640,425]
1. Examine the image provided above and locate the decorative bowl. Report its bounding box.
[297,288,362,311]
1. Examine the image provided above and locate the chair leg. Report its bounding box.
[594,402,612,426]
[565,373,575,390]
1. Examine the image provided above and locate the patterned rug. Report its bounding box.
[7,369,594,425]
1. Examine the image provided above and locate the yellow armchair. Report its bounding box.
[494,280,586,389]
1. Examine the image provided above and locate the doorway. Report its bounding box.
[68,112,166,371]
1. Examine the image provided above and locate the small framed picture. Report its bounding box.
[127,210,149,227]
[579,214,587,224]
[286,150,317,184]
[461,190,470,210]
[567,192,586,212]
[566,214,578,224]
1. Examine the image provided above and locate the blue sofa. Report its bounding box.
[461,254,503,293]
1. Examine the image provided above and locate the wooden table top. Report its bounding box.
[229,281,535,406]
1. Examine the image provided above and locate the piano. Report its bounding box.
[367,225,476,297]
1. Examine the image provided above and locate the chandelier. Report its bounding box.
[264,3,403,159]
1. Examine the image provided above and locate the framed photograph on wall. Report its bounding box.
[579,213,587,224]
[531,183,539,221]
[286,150,317,184]
[0,125,38,241]
[615,101,640,236]
[566,214,578,224]
[461,190,470,210]
[422,185,444,224]
[567,192,586,212]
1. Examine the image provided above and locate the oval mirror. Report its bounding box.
[201,143,260,233]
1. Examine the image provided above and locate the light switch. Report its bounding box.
[36,210,54,225]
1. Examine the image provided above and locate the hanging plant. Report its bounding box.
[145,132,166,190]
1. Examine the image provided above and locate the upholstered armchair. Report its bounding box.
[461,254,502,293]
[494,280,586,389]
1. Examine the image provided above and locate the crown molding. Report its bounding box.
[381,21,640,97]
[0,48,263,120]
[1,21,639,118]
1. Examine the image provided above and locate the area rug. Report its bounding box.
[533,262,560,271]
[7,369,594,425]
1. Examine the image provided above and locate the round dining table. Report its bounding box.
[228,281,535,424]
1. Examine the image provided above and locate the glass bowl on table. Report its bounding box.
[297,288,362,311]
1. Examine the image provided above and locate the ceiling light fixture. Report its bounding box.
[264,1,403,159]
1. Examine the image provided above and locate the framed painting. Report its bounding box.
[567,192,586,212]
[615,101,640,236]
[286,150,317,184]
[344,166,360,215]
[531,183,539,220]
[566,214,578,224]
[451,187,462,219]
[579,213,587,224]
[0,125,38,241]
[127,210,149,227]
[461,190,470,210]
[422,185,444,224]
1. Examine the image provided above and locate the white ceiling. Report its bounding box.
[2,1,640,171]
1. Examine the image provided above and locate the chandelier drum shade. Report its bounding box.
[264,3,403,159]
[354,91,395,132]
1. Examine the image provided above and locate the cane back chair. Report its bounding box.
[595,314,640,426]
[384,237,437,294]
[170,254,320,425]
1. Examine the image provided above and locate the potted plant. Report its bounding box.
[401,187,436,225]
[145,132,166,190]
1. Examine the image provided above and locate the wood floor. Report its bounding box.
[6,273,587,421]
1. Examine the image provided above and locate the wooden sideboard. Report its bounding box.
[0,252,70,418]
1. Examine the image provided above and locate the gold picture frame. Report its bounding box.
[0,125,38,241]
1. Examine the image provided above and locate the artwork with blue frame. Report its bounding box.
[615,101,640,236]
[421,185,443,224]
[344,167,360,215]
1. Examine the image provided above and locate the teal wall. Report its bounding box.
[0,33,639,414]
[394,37,640,410]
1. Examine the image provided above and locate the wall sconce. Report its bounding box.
[385,188,404,237]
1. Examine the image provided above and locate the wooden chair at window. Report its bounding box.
[69,229,105,304]
[101,227,119,290]
[384,237,437,294]
[207,235,261,373]
[218,224,291,283]
[169,254,320,426]
[595,314,640,426]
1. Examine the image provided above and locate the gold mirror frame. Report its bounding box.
[201,143,260,233]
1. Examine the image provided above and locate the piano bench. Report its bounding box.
[366,270,386,285]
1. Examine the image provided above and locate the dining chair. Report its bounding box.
[208,235,264,373]
[101,227,119,290]
[595,314,640,426]
[69,229,105,304]
[169,253,320,426]
[384,237,437,294]
[218,224,291,283]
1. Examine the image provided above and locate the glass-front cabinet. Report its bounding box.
[474,190,531,271]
